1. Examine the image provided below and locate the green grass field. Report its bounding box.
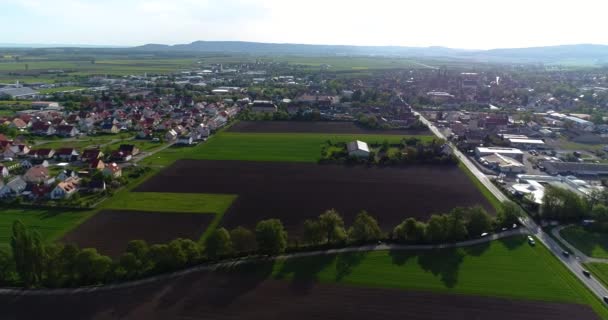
[268,236,608,318]
[38,86,86,94]
[102,192,236,214]
[141,132,435,166]
[561,226,608,258]
[0,208,94,250]
[585,263,608,289]
[458,162,502,211]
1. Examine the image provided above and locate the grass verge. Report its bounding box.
[458,162,502,211]
[561,226,608,259]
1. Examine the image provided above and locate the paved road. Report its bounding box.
[415,109,608,302]
[0,229,524,296]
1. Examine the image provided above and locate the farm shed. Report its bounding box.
[347,140,370,158]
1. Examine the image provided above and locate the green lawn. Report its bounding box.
[458,162,502,211]
[268,236,608,319]
[141,132,435,166]
[106,139,165,153]
[103,192,236,214]
[0,208,94,250]
[561,226,608,258]
[585,263,608,289]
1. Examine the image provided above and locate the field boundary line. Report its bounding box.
[0,229,524,296]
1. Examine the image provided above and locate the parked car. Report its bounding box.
[527,236,536,246]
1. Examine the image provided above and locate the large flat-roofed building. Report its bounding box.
[475,147,524,162]
[0,87,38,98]
[542,161,608,176]
[508,138,545,149]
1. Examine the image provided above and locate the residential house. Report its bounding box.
[23,165,51,184]
[89,159,105,171]
[10,118,28,130]
[81,149,103,162]
[0,177,27,198]
[56,169,77,182]
[196,123,210,138]
[88,179,106,192]
[103,162,122,178]
[31,184,51,199]
[50,177,80,200]
[56,125,79,137]
[55,148,79,162]
[165,129,178,141]
[29,148,55,159]
[176,135,194,145]
[5,144,30,158]
[110,151,132,162]
[31,121,56,136]
[119,144,139,156]
[101,123,120,134]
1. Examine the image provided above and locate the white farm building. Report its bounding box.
[347,140,370,158]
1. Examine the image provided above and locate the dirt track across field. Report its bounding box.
[0,271,598,320]
[61,210,214,257]
[136,160,493,236]
[228,120,431,135]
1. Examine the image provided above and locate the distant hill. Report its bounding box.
[131,41,608,64]
[132,41,471,57]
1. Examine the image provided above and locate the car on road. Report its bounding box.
[527,236,536,246]
[583,270,591,277]
[562,251,570,257]
[604,296,608,304]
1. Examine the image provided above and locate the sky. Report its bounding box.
[1,0,608,50]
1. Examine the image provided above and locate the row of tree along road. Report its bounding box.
[1,203,522,289]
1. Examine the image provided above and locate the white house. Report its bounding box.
[176,135,194,145]
[347,140,370,158]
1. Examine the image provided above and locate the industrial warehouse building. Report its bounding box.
[475,147,524,162]
[542,162,608,176]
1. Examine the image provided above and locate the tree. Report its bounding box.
[74,248,112,285]
[425,214,448,243]
[348,211,382,242]
[0,249,16,285]
[10,220,44,287]
[303,219,325,245]
[393,218,426,243]
[466,207,492,237]
[174,238,202,263]
[255,219,288,255]
[204,228,233,259]
[147,244,172,272]
[445,213,467,242]
[318,209,347,244]
[542,186,589,221]
[592,204,608,222]
[497,202,522,227]
[230,227,257,253]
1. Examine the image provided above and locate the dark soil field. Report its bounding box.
[229,120,431,135]
[136,160,493,235]
[0,271,597,320]
[61,210,213,257]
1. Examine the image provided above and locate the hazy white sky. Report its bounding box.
[1,0,607,49]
